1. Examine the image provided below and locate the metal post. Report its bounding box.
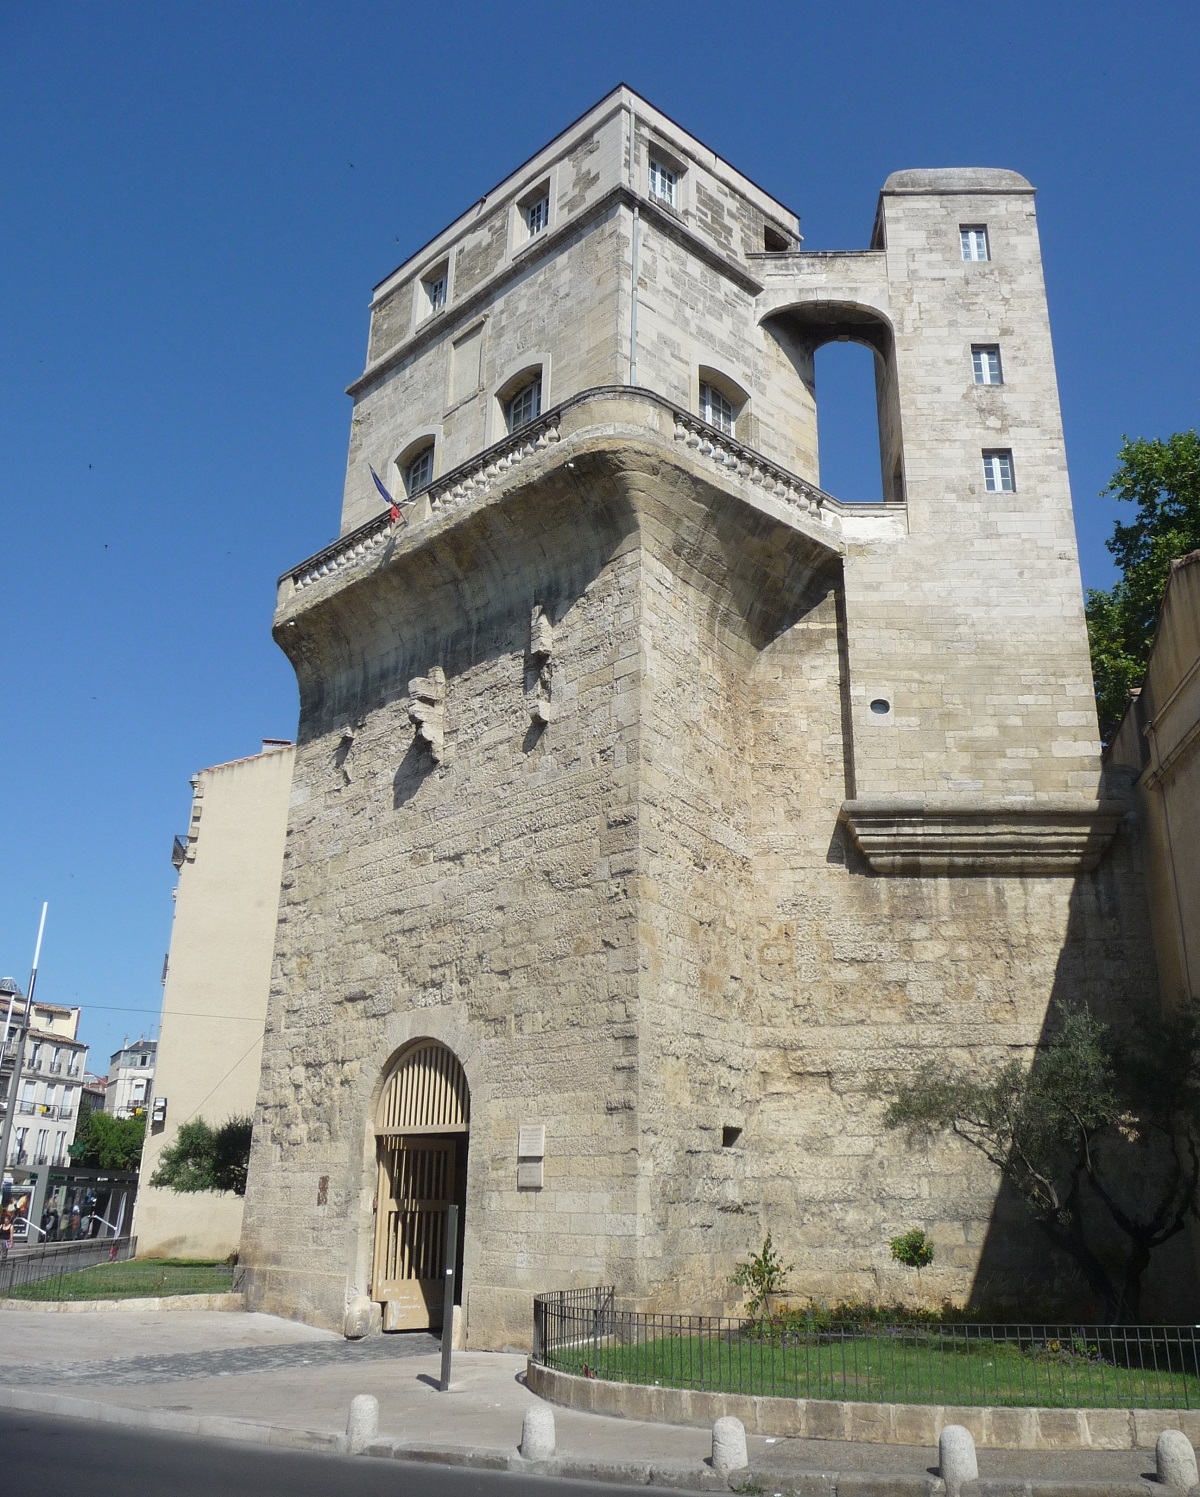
[0,1024,29,1183]
[439,1202,458,1391]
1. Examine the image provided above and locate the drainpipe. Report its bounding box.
[628,107,639,387]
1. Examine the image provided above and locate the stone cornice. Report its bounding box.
[278,388,847,604]
[839,795,1125,876]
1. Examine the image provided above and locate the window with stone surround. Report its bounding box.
[960,225,990,261]
[982,449,1015,492]
[699,381,735,434]
[649,156,677,207]
[421,262,448,316]
[404,445,434,496]
[972,345,1003,385]
[506,374,542,432]
[519,184,550,238]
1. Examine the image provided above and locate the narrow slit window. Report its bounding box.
[982,449,1014,492]
[960,225,990,261]
[699,381,735,435]
[507,375,542,433]
[972,345,1003,385]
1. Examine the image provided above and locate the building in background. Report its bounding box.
[1107,551,1200,1013]
[104,1038,157,1120]
[2,986,88,1171]
[135,740,293,1260]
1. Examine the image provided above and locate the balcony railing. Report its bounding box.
[48,1061,62,1074]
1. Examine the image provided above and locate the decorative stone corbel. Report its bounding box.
[334,717,365,785]
[408,667,446,763]
[529,605,554,726]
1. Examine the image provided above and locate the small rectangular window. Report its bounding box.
[972,345,1003,385]
[423,268,447,313]
[522,193,549,236]
[507,376,542,432]
[982,449,1014,492]
[649,157,676,207]
[699,381,735,435]
[961,225,990,261]
[405,448,434,496]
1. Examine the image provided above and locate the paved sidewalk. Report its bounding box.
[0,1309,1175,1493]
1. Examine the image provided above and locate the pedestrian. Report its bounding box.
[0,1208,13,1262]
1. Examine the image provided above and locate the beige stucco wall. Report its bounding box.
[135,744,293,1259]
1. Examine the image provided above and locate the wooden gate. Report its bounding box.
[372,1042,469,1331]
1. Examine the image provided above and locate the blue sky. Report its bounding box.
[2,1,1197,1068]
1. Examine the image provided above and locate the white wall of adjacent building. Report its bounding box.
[134,742,293,1260]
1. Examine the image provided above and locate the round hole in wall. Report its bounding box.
[870,698,891,715]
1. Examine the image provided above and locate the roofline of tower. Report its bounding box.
[370,83,801,300]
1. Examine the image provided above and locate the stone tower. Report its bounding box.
[240,88,1154,1346]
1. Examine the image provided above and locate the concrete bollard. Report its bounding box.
[520,1404,555,1461]
[712,1416,748,1477]
[345,1394,379,1455]
[1156,1430,1199,1490]
[939,1424,978,1496]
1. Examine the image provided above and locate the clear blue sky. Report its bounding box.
[2,2,1197,1069]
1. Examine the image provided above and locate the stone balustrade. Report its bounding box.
[284,388,844,598]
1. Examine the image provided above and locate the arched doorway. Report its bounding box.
[372,1040,469,1331]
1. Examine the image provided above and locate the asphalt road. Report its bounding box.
[0,1408,697,1495]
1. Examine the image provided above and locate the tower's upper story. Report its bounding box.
[340,85,814,535]
[288,87,1116,859]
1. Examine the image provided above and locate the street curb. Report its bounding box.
[0,1385,1171,1495]
[527,1360,1200,1453]
[0,1293,245,1314]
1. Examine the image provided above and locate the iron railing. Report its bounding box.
[532,1288,1200,1410]
[0,1235,138,1296]
[0,1237,242,1301]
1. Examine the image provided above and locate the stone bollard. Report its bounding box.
[345,1394,379,1455]
[712,1416,748,1477]
[343,1294,374,1340]
[1156,1430,1199,1490]
[939,1424,978,1497]
[520,1404,555,1461]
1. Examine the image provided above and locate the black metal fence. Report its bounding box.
[0,1235,138,1297]
[532,1288,1200,1410]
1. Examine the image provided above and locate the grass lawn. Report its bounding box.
[7,1258,236,1302]
[548,1330,1200,1410]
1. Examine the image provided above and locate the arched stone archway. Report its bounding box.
[371,1040,470,1331]
[761,301,905,506]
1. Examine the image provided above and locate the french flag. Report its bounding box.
[370,464,402,524]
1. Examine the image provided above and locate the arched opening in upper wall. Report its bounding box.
[761,302,904,506]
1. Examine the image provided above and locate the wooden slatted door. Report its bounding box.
[372,1042,469,1331]
[374,1137,456,1328]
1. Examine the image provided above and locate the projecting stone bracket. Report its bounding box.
[838,795,1126,876]
[527,605,554,726]
[408,667,446,764]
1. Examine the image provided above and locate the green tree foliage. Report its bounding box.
[890,1228,935,1271]
[730,1232,793,1320]
[883,1005,1200,1321]
[1086,431,1200,739]
[68,1110,146,1170]
[149,1116,253,1197]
